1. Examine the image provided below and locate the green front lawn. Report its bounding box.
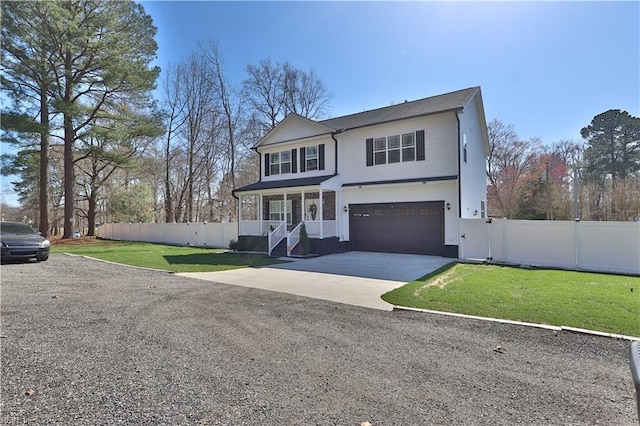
[51,239,284,273]
[382,263,640,337]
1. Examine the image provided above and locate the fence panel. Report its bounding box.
[459,219,639,275]
[498,220,576,268]
[579,222,640,275]
[96,222,238,249]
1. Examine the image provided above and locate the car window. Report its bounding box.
[0,222,36,235]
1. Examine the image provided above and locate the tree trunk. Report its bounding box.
[39,77,49,237]
[187,146,193,222]
[63,112,74,239]
[62,52,74,239]
[87,189,96,237]
[164,137,173,223]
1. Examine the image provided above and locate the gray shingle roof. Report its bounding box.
[320,86,479,131]
[234,175,335,193]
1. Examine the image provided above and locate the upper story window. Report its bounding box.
[299,144,324,172]
[402,133,415,162]
[264,144,325,176]
[269,151,291,175]
[371,132,417,165]
[306,145,318,171]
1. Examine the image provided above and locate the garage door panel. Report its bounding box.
[349,202,444,255]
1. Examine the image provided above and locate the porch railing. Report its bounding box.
[239,220,291,236]
[287,222,303,256]
[268,221,286,256]
[240,220,338,239]
[304,220,337,238]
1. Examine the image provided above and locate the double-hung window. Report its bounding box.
[373,133,415,165]
[367,130,424,166]
[306,146,318,171]
[402,133,415,161]
[387,135,401,163]
[269,200,292,224]
[269,151,291,175]
[374,137,387,165]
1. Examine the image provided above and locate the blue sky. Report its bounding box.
[142,0,639,143]
[2,1,639,206]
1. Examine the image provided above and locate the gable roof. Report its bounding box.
[319,86,480,131]
[254,113,334,148]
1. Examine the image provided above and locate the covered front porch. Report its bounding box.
[235,177,341,256]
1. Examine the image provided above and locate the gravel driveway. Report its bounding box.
[1,254,637,425]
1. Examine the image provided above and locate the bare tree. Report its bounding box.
[487,119,540,218]
[242,59,284,131]
[160,63,187,222]
[202,42,244,220]
[243,59,332,132]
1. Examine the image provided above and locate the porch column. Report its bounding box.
[284,191,288,226]
[259,194,263,222]
[335,192,339,234]
[301,191,306,223]
[319,189,323,239]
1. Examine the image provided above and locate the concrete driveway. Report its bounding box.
[178,251,453,310]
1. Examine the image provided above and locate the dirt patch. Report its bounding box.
[413,264,462,297]
[50,236,99,246]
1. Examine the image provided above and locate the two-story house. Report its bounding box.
[234,86,489,258]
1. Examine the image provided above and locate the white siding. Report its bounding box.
[340,180,459,245]
[338,113,458,184]
[457,94,488,218]
[259,115,332,146]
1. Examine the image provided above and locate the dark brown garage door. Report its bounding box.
[349,201,444,255]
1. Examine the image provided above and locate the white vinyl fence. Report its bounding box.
[97,222,238,249]
[459,219,640,275]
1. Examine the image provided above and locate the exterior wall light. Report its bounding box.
[446,202,451,211]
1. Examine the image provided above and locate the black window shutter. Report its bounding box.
[416,130,425,161]
[300,147,306,172]
[319,144,325,170]
[291,149,297,173]
[366,138,374,166]
[264,153,270,176]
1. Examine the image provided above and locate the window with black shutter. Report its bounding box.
[291,149,297,173]
[416,130,425,161]
[300,147,306,172]
[318,144,325,170]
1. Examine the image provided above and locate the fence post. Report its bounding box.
[486,217,493,261]
[575,219,582,270]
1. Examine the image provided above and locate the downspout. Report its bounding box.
[331,129,343,244]
[455,112,462,219]
[455,112,462,259]
[331,129,344,176]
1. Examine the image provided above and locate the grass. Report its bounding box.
[50,239,284,273]
[382,262,640,337]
